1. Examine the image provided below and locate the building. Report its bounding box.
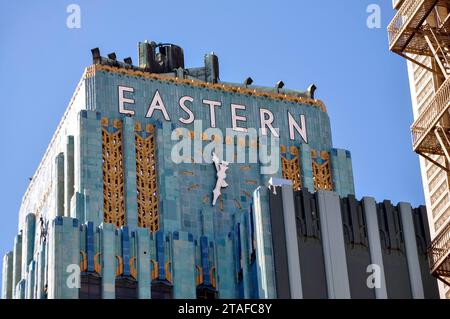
[1,41,439,299]
[388,0,450,297]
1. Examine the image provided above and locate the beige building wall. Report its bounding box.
[407,56,450,298]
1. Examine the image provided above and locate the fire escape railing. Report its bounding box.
[388,0,424,47]
[428,220,450,278]
[411,75,450,150]
[388,0,439,52]
[388,0,450,286]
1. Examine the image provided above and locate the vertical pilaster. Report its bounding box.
[2,251,14,299]
[252,186,276,299]
[33,257,39,299]
[362,197,388,299]
[55,153,65,217]
[136,228,151,299]
[280,183,303,299]
[47,217,80,299]
[65,136,75,217]
[71,192,85,221]
[77,110,103,227]
[330,149,355,197]
[26,261,36,299]
[172,231,196,298]
[299,144,314,192]
[200,236,211,286]
[399,202,425,299]
[21,213,36,279]
[200,208,215,239]
[159,122,181,232]
[121,226,131,277]
[266,178,304,299]
[100,223,115,299]
[155,231,166,280]
[239,215,252,299]
[123,117,138,230]
[317,191,351,299]
[15,279,26,299]
[36,243,46,299]
[216,235,236,299]
[86,222,95,272]
[12,234,22,297]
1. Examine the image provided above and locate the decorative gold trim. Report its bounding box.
[101,117,109,127]
[188,184,199,191]
[113,119,122,129]
[85,65,96,79]
[134,121,142,132]
[210,267,217,289]
[94,252,102,274]
[130,257,137,279]
[102,124,126,228]
[80,251,87,272]
[281,145,302,191]
[196,265,204,286]
[312,150,333,191]
[87,64,327,112]
[165,261,172,283]
[146,124,155,133]
[135,129,160,233]
[116,256,124,276]
[150,259,158,281]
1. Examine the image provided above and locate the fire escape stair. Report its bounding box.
[429,221,450,285]
[388,0,440,55]
[411,75,450,160]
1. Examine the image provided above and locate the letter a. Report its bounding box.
[146,90,171,121]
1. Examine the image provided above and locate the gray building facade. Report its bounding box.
[252,178,439,299]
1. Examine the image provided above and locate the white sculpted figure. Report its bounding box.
[212,152,229,206]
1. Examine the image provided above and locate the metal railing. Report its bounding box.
[428,220,450,272]
[388,0,424,48]
[411,76,450,148]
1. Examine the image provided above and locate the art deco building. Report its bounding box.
[388,0,450,297]
[1,41,438,299]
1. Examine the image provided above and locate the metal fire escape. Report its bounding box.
[388,0,450,286]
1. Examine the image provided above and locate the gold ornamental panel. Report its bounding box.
[312,150,333,191]
[135,124,160,233]
[281,145,302,191]
[102,122,126,228]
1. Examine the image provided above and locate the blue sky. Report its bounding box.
[0,0,419,279]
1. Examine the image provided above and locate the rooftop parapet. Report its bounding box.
[90,40,318,102]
